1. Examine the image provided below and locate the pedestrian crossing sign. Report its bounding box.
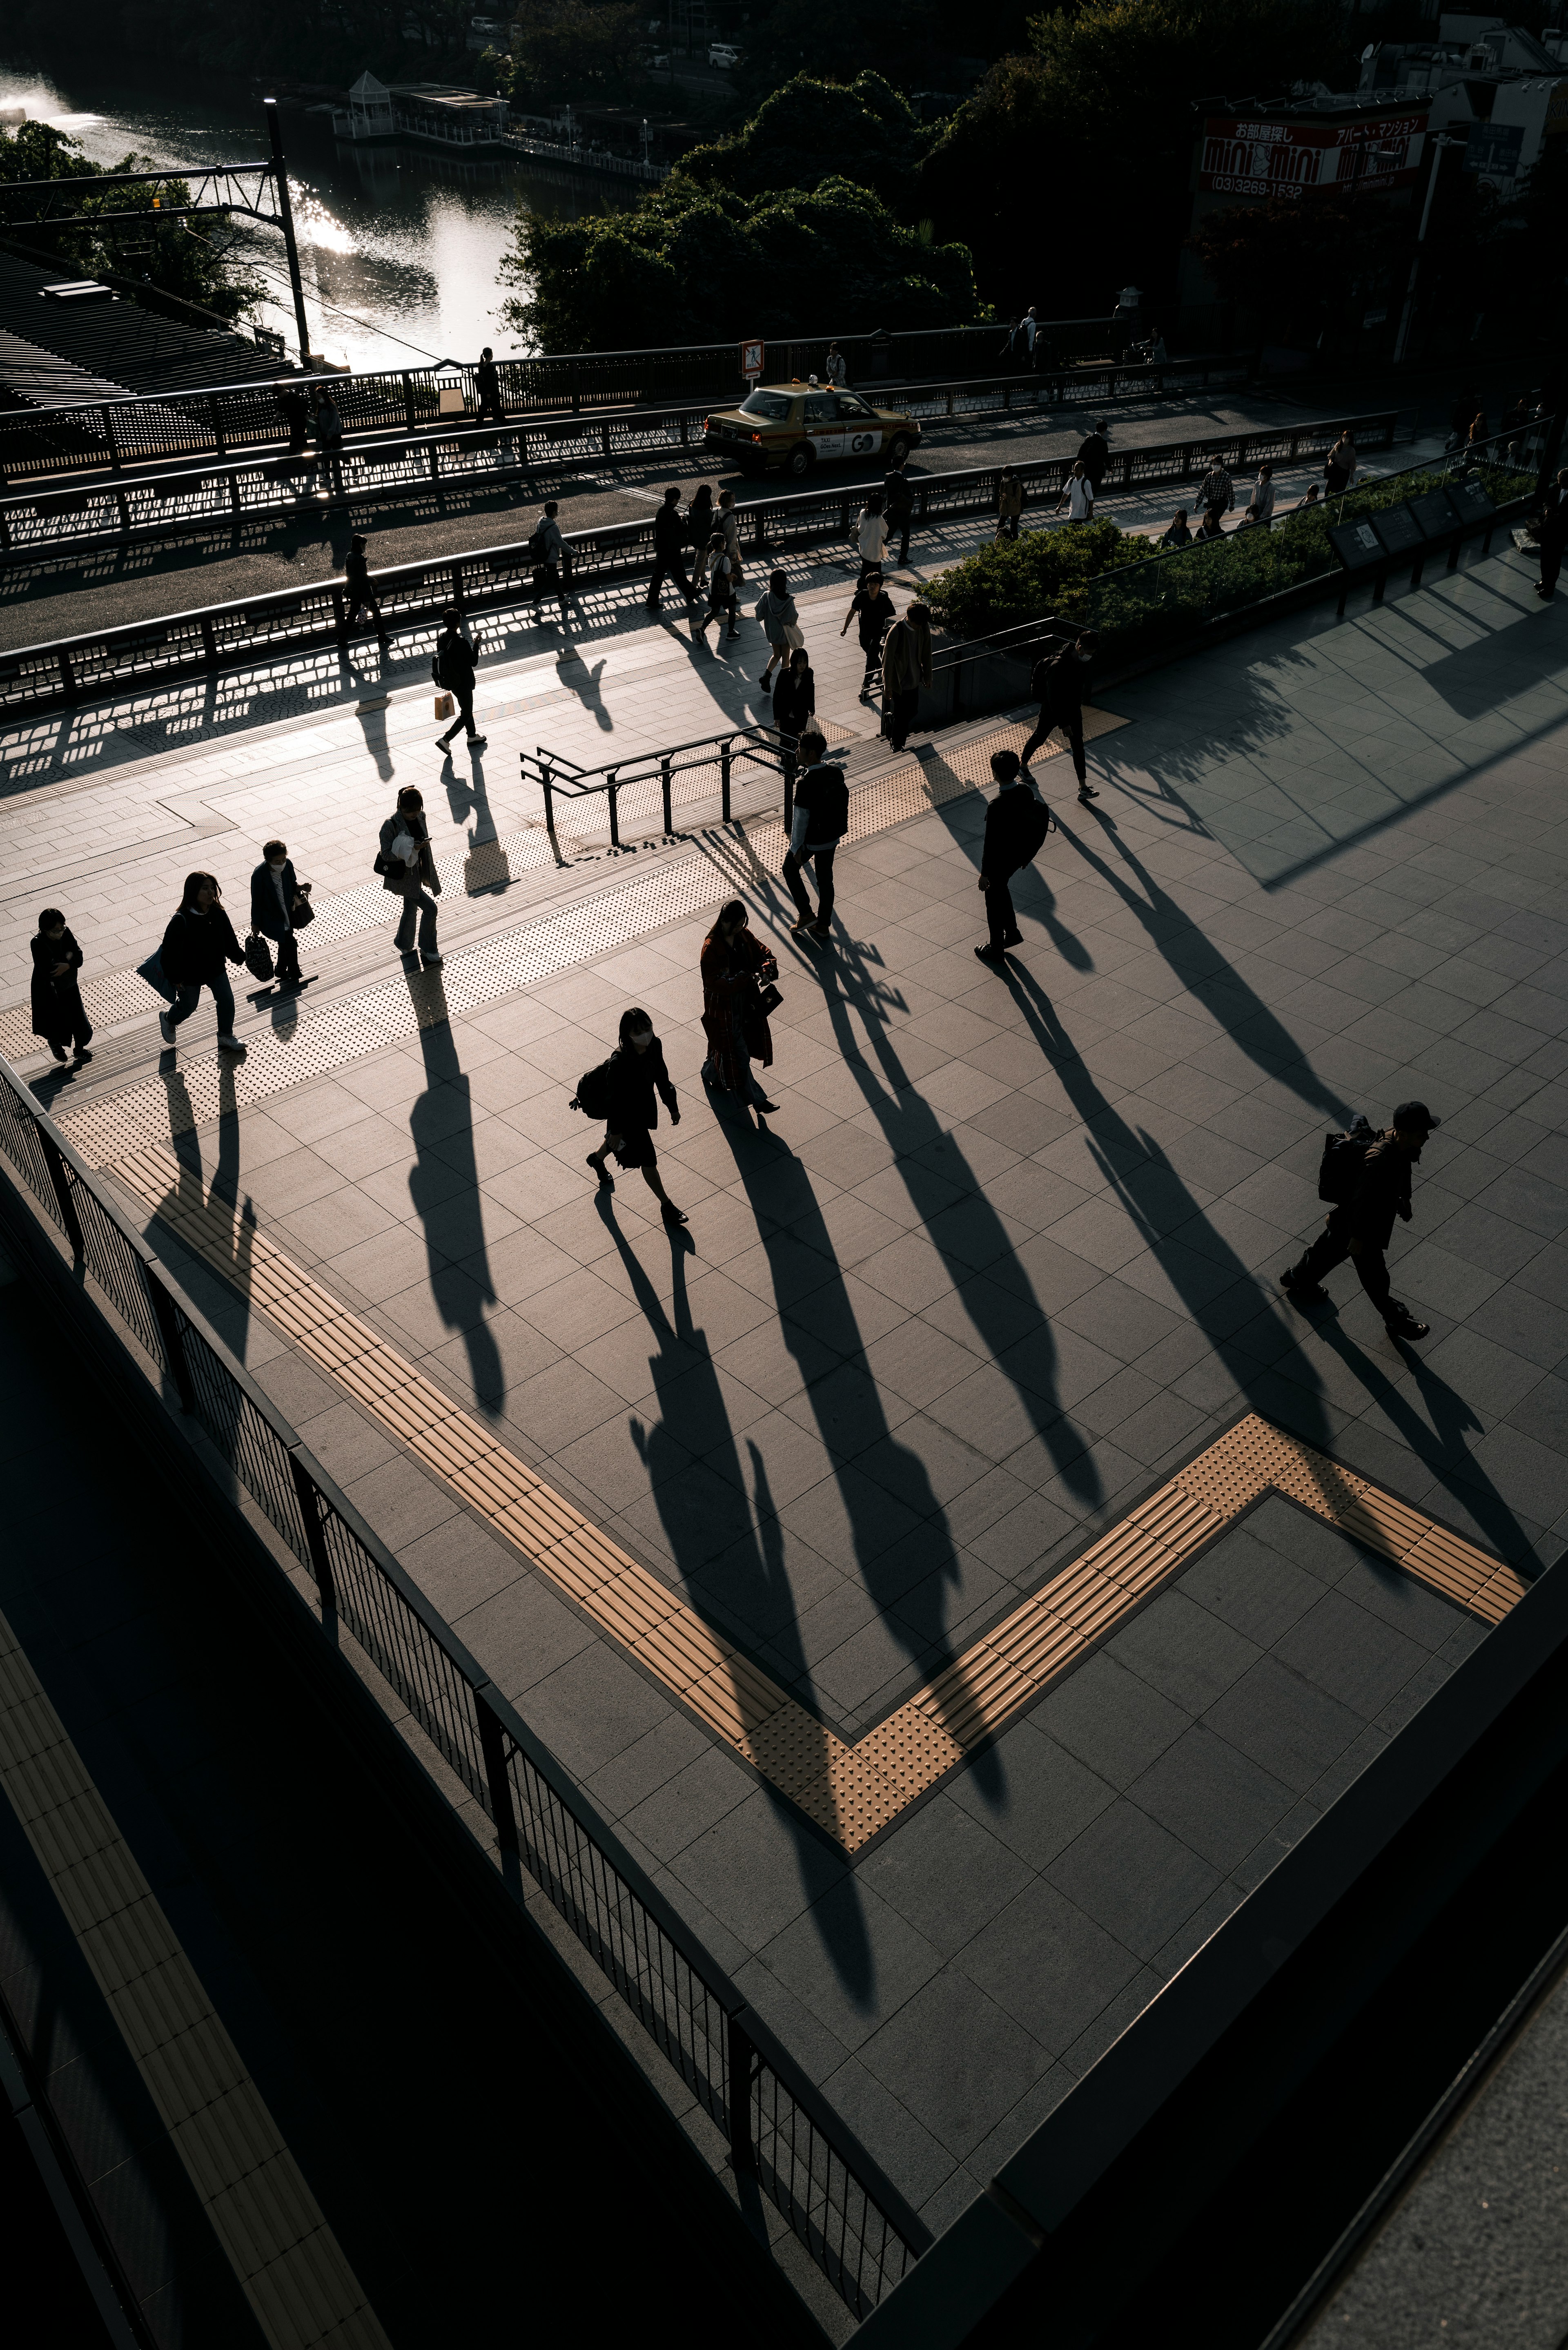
[741,337,764,381]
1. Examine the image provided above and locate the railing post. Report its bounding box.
[102,404,120,473]
[541,769,556,838]
[145,1267,197,1411]
[57,649,76,704]
[660,755,673,836]
[727,2010,757,2176]
[331,587,347,645]
[288,1450,338,1638]
[608,776,620,848]
[402,370,417,432]
[476,1691,521,1866]
[721,740,731,822]
[201,615,218,670]
[783,749,795,829]
[207,393,227,459]
[36,1128,83,1256]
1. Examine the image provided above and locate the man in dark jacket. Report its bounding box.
[343,535,386,640]
[975,749,1046,963]
[1020,631,1100,802]
[435,610,486,754]
[647,485,697,612]
[1076,427,1110,493]
[1280,1103,1439,1340]
[784,731,849,939]
[883,455,915,568]
[250,839,305,990]
[157,872,247,1055]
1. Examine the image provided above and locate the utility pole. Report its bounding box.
[1392,131,1454,366]
[263,97,312,370]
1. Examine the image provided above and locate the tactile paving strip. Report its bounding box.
[53,710,1129,1166]
[111,1146,1527,1854]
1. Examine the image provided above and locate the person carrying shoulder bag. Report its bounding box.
[377,785,443,967]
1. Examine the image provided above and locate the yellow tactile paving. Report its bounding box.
[109,1146,1528,1855]
[0,1600,392,2349]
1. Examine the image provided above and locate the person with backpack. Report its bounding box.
[156,873,248,1055]
[1076,426,1110,495]
[997,466,1025,542]
[1019,631,1100,803]
[974,750,1051,965]
[784,731,849,941]
[647,484,698,613]
[1279,1103,1440,1342]
[755,571,801,691]
[30,907,92,1066]
[434,610,486,754]
[697,529,741,639]
[1053,461,1094,524]
[855,494,889,585]
[530,500,570,624]
[378,785,442,966]
[581,1008,686,1225]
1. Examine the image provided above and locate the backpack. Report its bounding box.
[1318,1115,1376,1204]
[525,525,549,565]
[1018,796,1055,865]
[570,1058,617,1120]
[1029,651,1062,698]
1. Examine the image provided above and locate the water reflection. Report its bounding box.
[0,56,626,371]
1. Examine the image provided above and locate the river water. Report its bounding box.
[0,57,620,371]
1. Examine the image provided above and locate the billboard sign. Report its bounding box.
[1199,112,1427,201]
[1463,120,1524,176]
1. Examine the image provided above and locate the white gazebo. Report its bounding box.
[346,73,394,140]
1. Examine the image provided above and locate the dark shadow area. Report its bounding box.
[1066,811,1352,1121]
[405,986,503,1408]
[151,1058,257,1362]
[599,1203,875,2006]
[708,1099,1004,1807]
[354,700,394,781]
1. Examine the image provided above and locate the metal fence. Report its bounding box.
[0,357,1243,564]
[0,410,1399,720]
[0,1054,929,2318]
[0,317,1140,486]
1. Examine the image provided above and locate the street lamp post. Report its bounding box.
[1392,132,1455,366]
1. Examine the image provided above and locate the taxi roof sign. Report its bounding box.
[740,335,764,378]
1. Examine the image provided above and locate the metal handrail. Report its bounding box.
[521,722,795,845]
[0,410,1400,720]
[0,1050,931,2317]
[0,357,1240,553]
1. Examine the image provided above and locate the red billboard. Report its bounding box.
[1198,112,1427,201]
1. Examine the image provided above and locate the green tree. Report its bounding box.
[919,0,1355,308]
[0,120,264,325]
[500,174,980,348]
[1185,196,1405,351]
[677,73,928,212]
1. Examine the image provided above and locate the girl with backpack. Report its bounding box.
[582,1008,686,1225]
[697,531,741,640]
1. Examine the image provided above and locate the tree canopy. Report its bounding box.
[677,73,926,213]
[508,0,649,107]
[919,0,1355,306]
[500,174,980,350]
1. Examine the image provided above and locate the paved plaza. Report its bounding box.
[5,521,1568,2235]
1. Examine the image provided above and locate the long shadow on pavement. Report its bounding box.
[405,986,504,1409]
[598,1197,874,2005]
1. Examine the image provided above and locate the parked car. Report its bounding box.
[708,43,741,66]
[702,381,922,479]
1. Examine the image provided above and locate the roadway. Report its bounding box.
[0,383,1364,654]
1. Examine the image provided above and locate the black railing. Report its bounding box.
[522,723,796,845]
[0,1055,930,2319]
[0,317,1142,484]
[0,410,1399,720]
[0,357,1240,562]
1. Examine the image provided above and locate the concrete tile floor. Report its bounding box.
[32,531,1568,2231]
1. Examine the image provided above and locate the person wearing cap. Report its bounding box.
[1280,1103,1441,1342]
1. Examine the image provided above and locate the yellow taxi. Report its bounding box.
[702,381,923,479]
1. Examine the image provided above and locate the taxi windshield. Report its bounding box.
[739,389,794,421]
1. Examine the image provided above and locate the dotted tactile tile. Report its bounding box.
[106,1145,1525,1855]
[50,709,1129,1162]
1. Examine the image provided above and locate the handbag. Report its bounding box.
[137,950,176,1003]
[755,982,783,1016]
[244,932,275,982]
[434,691,454,721]
[290,883,316,927]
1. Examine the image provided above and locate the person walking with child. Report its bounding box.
[30,909,92,1065]
[584,1008,687,1226]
